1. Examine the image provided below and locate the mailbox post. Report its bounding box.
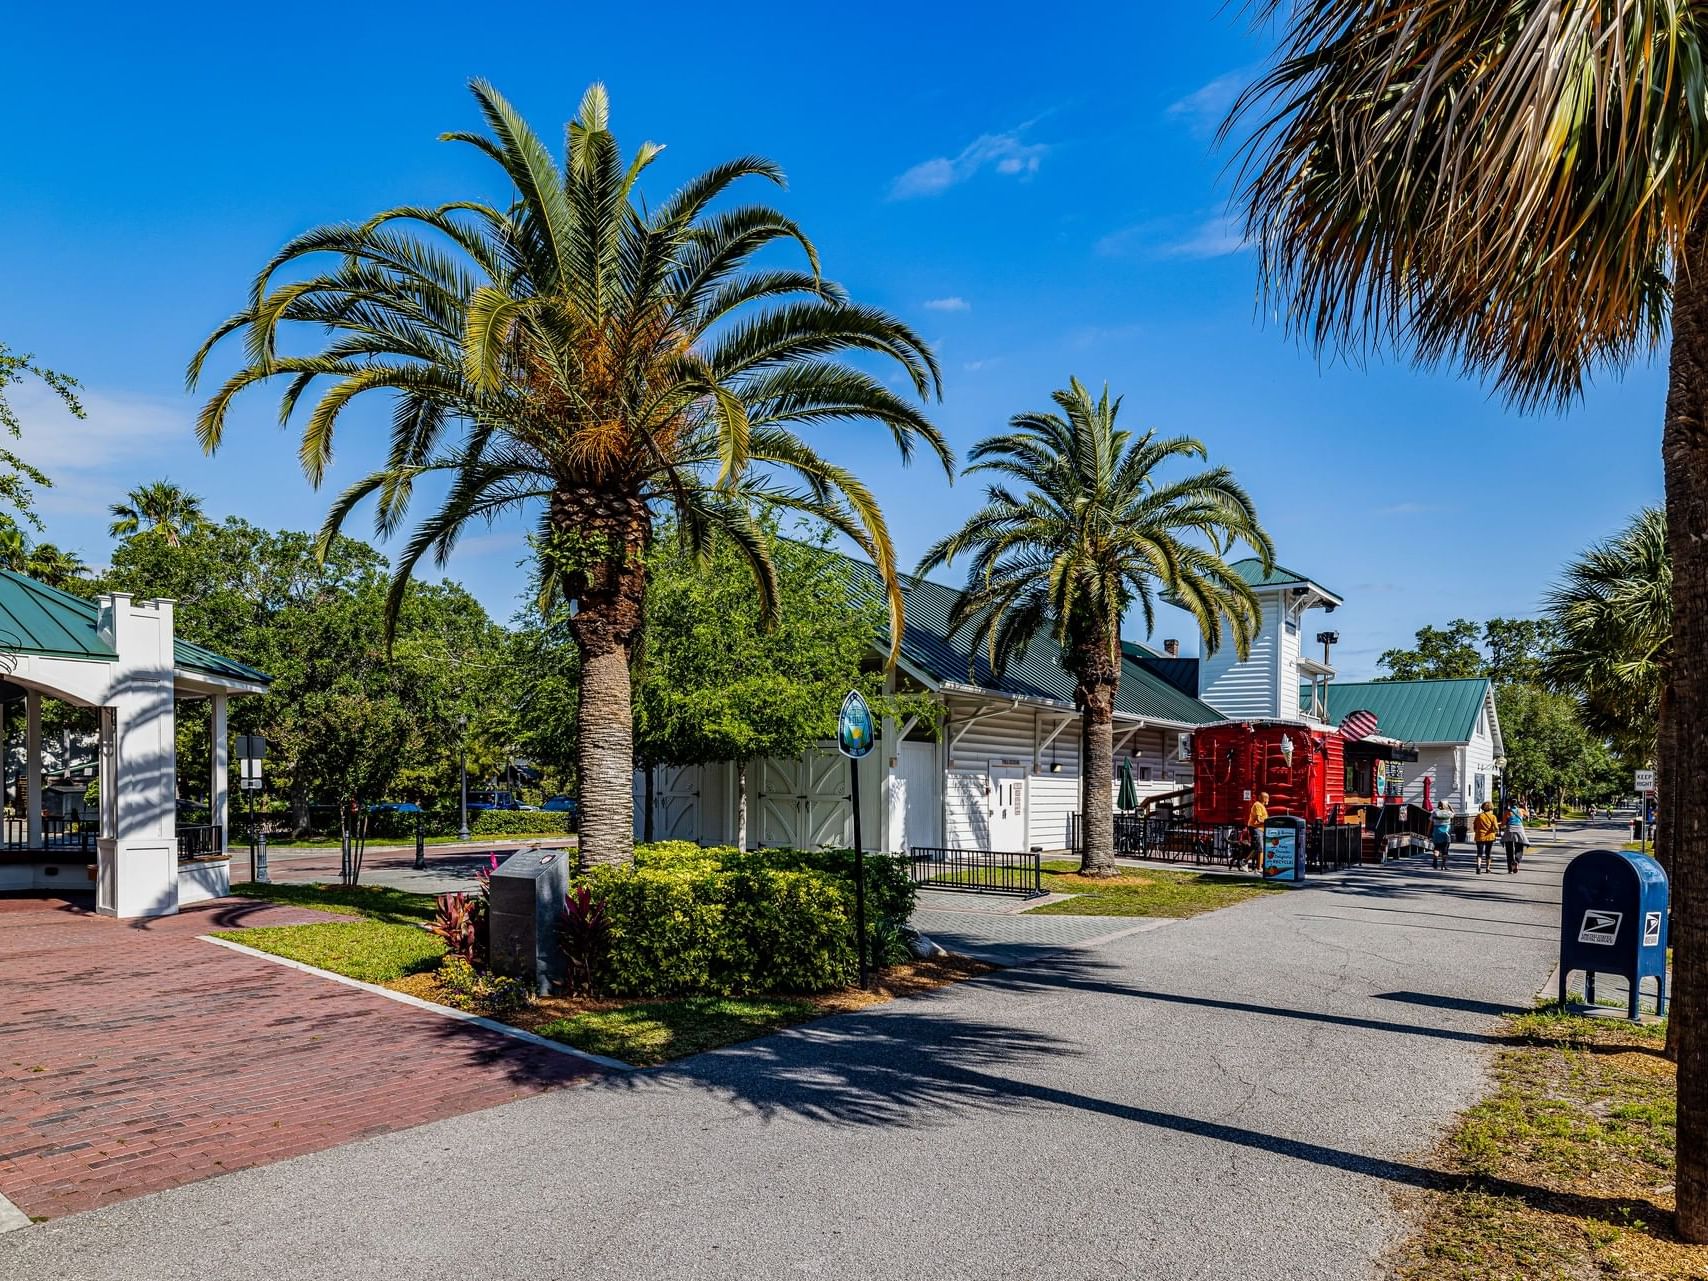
[1558,848,1669,1020]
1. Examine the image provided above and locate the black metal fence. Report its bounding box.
[1072,810,1370,873]
[176,824,224,861]
[2,815,97,852]
[906,846,1044,897]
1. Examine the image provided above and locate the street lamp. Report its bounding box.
[457,714,471,842]
[1492,754,1507,816]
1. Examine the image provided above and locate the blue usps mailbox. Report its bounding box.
[1558,849,1669,1020]
[1262,816,1306,883]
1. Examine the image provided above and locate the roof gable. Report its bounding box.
[1309,678,1491,744]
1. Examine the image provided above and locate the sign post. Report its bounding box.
[837,690,876,989]
[1634,769,1656,855]
[236,735,267,883]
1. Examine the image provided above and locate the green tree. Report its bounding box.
[108,480,210,547]
[1544,507,1671,761]
[1229,5,1708,1231]
[189,81,949,869]
[0,342,78,527]
[1375,620,1484,682]
[920,378,1273,876]
[1483,617,1556,688]
[635,519,927,848]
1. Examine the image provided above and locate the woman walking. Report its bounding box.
[1503,799,1529,874]
[1430,798,1456,869]
[1473,801,1500,874]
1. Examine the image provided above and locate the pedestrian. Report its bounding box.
[1503,798,1529,874]
[1430,798,1455,869]
[1473,801,1500,873]
[1244,791,1269,873]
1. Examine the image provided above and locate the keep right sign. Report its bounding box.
[1635,769,1657,792]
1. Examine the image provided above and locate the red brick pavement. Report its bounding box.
[0,897,601,1219]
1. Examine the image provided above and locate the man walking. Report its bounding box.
[1243,792,1269,873]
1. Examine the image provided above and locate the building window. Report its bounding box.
[1139,766,1151,782]
[1345,757,1374,798]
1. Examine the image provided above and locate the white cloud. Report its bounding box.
[10,383,190,517]
[890,130,1048,199]
[1160,215,1248,260]
[924,296,970,312]
[1166,71,1247,138]
[962,358,1000,373]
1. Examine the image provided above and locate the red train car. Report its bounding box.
[1191,722,1344,825]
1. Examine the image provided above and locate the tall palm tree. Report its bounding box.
[108,480,208,547]
[23,543,89,591]
[919,379,1273,877]
[1545,507,1670,761]
[188,81,948,868]
[1226,3,1708,1234]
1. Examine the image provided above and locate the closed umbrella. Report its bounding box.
[1118,757,1140,813]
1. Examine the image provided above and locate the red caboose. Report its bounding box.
[1191,721,1344,825]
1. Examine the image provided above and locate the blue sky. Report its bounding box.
[0,1,1664,678]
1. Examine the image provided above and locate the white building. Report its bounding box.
[636,569,1224,854]
[0,571,270,916]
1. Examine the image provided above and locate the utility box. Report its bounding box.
[488,849,569,995]
[1262,815,1307,883]
[1558,848,1669,1020]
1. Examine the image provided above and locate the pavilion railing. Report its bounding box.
[1,815,97,853]
[175,824,224,861]
[906,846,1044,897]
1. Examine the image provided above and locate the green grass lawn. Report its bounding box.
[1391,1007,1691,1279]
[533,996,821,1067]
[212,921,447,983]
[1025,860,1284,917]
[227,880,441,925]
[215,881,448,984]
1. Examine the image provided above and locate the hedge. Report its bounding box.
[582,843,916,997]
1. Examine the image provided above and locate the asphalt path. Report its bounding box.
[1,823,1601,1281]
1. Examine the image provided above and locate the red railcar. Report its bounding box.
[1191,722,1344,825]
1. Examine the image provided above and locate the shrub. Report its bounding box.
[427,891,486,963]
[585,844,919,997]
[438,955,531,1017]
[560,884,612,996]
[470,810,575,837]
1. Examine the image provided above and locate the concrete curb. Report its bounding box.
[0,1190,31,1234]
[197,935,635,1072]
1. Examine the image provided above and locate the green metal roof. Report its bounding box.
[842,559,1224,726]
[0,569,270,684]
[1308,678,1491,744]
[1225,557,1342,602]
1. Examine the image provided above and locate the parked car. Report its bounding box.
[541,794,578,815]
[369,800,422,815]
[466,790,521,812]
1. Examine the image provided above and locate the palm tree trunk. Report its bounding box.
[1663,216,1708,1242]
[1076,644,1119,878]
[554,486,648,870]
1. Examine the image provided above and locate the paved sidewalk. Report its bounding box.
[1,824,1608,1280]
[245,838,574,895]
[0,899,600,1221]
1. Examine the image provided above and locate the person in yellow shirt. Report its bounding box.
[1244,792,1270,872]
[1472,801,1500,874]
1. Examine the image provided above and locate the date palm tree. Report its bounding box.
[108,480,208,547]
[919,379,1273,877]
[1228,3,1708,1234]
[188,80,948,868]
[1545,507,1670,761]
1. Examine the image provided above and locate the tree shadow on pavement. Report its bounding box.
[595,958,1666,1228]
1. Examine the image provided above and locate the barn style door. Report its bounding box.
[757,747,854,849]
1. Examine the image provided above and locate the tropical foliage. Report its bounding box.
[1229,4,1708,1234]
[108,480,210,546]
[188,80,949,868]
[0,341,78,528]
[920,378,1272,875]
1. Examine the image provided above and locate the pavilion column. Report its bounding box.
[25,689,42,849]
[210,693,228,855]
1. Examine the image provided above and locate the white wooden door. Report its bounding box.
[898,741,940,850]
[988,764,1027,851]
[757,747,856,848]
[652,764,701,841]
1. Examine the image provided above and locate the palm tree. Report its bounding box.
[919,379,1273,877]
[24,543,88,591]
[108,480,208,547]
[1545,508,1670,762]
[1226,5,1708,1234]
[188,81,948,868]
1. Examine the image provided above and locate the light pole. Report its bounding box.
[457,714,471,842]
